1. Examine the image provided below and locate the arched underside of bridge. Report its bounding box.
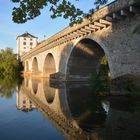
[32,57,38,73]
[43,53,56,78]
[66,38,108,81]
[43,80,56,104]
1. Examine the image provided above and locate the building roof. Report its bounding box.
[17,32,38,39]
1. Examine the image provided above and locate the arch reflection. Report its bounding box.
[17,78,140,140]
[43,80,56,104]
[64,84,108,132]
[32,80,38,94]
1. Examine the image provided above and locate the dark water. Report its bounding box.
[0,77,140,140]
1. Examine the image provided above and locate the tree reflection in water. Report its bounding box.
[0,74,22,99]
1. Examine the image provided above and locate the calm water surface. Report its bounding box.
[0,77,140,140]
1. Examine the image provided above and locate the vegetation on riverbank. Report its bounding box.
[90,55,140,96]
[0,48,23,98]
[0,48,22,77]
[90,55,110,95]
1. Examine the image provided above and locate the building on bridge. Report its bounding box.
[17,32,38,60]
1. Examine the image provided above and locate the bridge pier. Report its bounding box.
[50,72,91,82]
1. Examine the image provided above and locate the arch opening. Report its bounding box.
[43,53,56,78]
[32,57,38,73]
[66,38,109,81]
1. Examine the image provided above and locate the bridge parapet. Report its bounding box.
[21,0,138,61]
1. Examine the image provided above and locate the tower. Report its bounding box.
[17,32,38,59]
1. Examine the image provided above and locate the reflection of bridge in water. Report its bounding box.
[17,78,140,140]
[18,78,108,140]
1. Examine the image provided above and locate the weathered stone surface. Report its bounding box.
[21,0,140,81]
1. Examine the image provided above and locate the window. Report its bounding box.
[23,42,26,45]
[30,42,33,46]
[24,38,26,40]
[24,47,26,49]
[30,38,32,41]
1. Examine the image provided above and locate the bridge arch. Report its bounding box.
[66,38,110,81]
[43,53,56,78]
[32,57,38,73]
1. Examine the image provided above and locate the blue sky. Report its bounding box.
[0,0,113,53]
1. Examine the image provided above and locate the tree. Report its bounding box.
[0,48,20,77]
[11,0,108,25]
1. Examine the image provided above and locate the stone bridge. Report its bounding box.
[21,0,140,81]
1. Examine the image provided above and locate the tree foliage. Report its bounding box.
[11,0,108,25]
[0,48,23,99]
[90,55,110,94]
[0,48,21,77]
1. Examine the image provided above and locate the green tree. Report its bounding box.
[90,55,110,95]
[0,48,23,99]
[11,0,109,25]
[0,48,21,77]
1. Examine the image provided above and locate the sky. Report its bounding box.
[0,0,113,53]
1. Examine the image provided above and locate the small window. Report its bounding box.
[30,42,33,46]
[23,42,26,45]
[24,47,26,49]
[30,38,32,41]
[24,38,26,40]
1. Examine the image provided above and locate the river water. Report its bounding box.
[0,77,140,140]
